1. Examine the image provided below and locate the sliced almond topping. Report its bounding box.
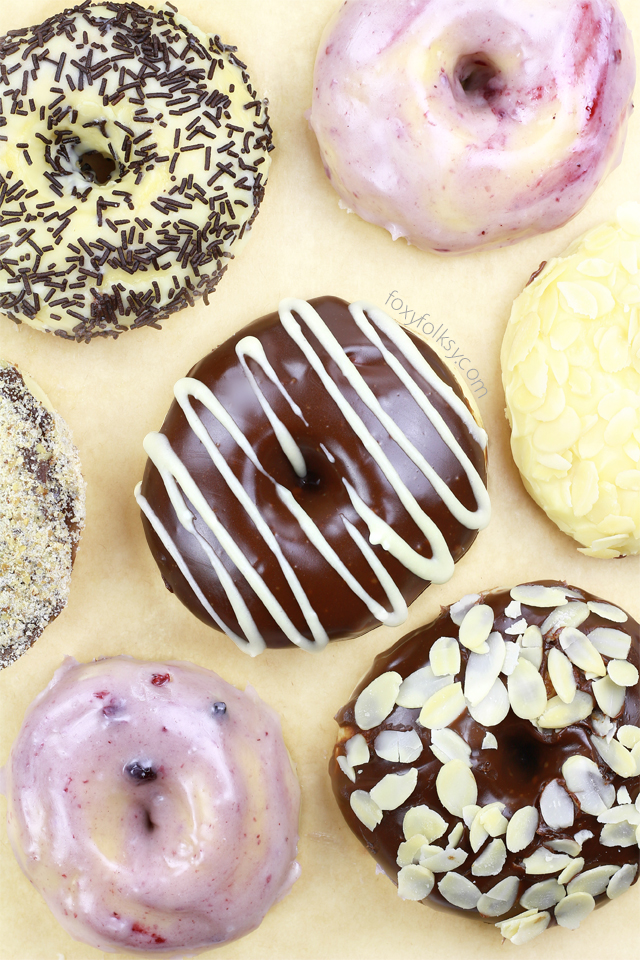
[468,677,510,727]
[462,804,481,828]
[505,618,528,636]
[507,658,547,719]
[592,676,626,718]
[355,672,402,730]
[562,756,615,815]
[557,281,599,318]
[607,863,638,899]
[472,838,507,877]
[449,593,481,626]
[469,811,488,853]
[418,682,466,730]
[403,805,448,844]
[506,806,538,853]
[520,879,566,910]
[477,876,520,918]
[540,780,575,829]
[541,601,589,635]
[501,641,520,676]
[437,872,481,909]
[607,659,638,686]
[337,755,355,783]
[567,865,618,897]
[369,768,418,810]
[591,734,636,777]
[505,599,521,619]
[587,601,628,623]
[588,627,631,660]
[464,632,506,706]
[510,584,568,607]
[459,603,494,651]
[350,790,383,831]
[547,647,576,704]
[574,829,594,847]
[430,727,471,766]
[481,803,508,837]
[592,710,616,739]
[537,691,593,729]
[429,637,461,677]
[482,732,498,750]
[547,839,581,857]
[617,725,640,749]
[600,821,637,846]
[419,845,468,873]
[523,847,573,875]
[345,733,369,768]
[374,729,423,764]
[396,665,452,709]
[597,803,640,826]
[555,892,595,929]
[617,786,632,804]
[519,625,543,669]
[396,834,428,867]
[496,909,551,945]
[558,856,584,885]
[448,822,464,848]
[436,759,477,817]
[397,864,434,901]
[559,627,606,677]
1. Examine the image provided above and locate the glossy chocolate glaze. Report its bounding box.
[139,297,488,648]
[331,582,639,926]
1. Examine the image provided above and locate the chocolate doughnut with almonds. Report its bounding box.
[136,296,490,655]
[0,2,272,341]
[502,202,640,558]
[0,361,85,667]
[331,582,639,946]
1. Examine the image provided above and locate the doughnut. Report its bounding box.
[135,296,490,655]
[0,2,273,341]
[330,581,639,946]
[308,0,635,254]
[502,202,640,559]
[2,655,300,954]
[0,360,84,668]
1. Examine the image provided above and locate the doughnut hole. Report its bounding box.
[79,150,117,184]
[453,53,504,104]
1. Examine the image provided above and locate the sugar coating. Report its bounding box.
[0,361,84,667]
[502,202,640,558]
[2,656,301,955]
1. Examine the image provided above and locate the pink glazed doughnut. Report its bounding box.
[2,657,300,956]
[308,0,635,254]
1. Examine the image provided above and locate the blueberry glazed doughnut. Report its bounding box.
[331,582,639,945]
[2,656,300,955]
[0,2,273,340]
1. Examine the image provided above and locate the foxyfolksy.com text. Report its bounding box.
[386,291,487,399]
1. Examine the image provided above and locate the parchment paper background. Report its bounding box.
[0,2,639,959]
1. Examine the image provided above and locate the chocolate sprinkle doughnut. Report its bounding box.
[136,296,490,655]
[0,2,273,341]
[331,581,639,946]
[0,361,85,667]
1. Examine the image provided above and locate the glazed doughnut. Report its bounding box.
[0,2,272,341]
[136,296,490,655]
[0,360,84,668]
[331,582,639,946]
[308,0,635,254]
[502,202,640,558]
[2,656,300,954]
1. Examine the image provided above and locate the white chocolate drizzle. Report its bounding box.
[137,299,489,653]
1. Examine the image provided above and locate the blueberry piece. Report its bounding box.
[212,701,227,717]
[125,761,157,782]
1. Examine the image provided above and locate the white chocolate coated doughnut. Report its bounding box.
[2,657,300,955]
[308,0,635,254]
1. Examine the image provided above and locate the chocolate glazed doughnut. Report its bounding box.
[330,582,639,946]
[136,297,490,654]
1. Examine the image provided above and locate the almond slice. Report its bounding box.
[449,593,480,626]
[547,647,577,704]
[459,603,495,651]
[370,768,418,810]
[403,805,448,843]
[418,682,466,729]
[345,733,370,768]
[429,637,461,677]
[464,632,505,706]
[559,627,606,676]
[505,599,521,618]
[419,845,468,873]
[510,584,567,607]
[436,759,477,817]
[607,659,639,686]
[469,678,510,727]
[617,725,640,748]
[506,806,538,853]
[397,864,434,901]
[496,909,551,945]
[430,727,471,766]
[437,872,481,909]
[558,857,584,885]
[337,755,355,782]
[607,864,638,899]
[507,658,547,719]
[477,876,520,918]
[567,865,618,897]
[541,601,589,636]
[537,690,593,729]
[472,839,507,877]
[448,822,464,848]
[374,729,423,764]
[396,834,428,867]
[547,839,581,857]
[355,672,402,730]
[482,732,498,750]
[350,790,383,831]
[590,734,636,777]
[540,780,575,829]
[396,665,453,709]
[523,847,573,875]
[555,892,595,929]
[600,821,637,846]
[597,803,640,826]
[587,601,628,623]
[592,676,626,718]
[501,641,520,676]
[562,756,616,815]
[587,627,631,660]
[520,879,566,910]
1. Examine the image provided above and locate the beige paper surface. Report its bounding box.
[0,1,639,958]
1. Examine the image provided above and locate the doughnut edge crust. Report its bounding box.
[0,361,85,667]
[0,2,273,340]
[136,296,490,655]
[330,581,639,945]
[309,0,635,254]
[2,656,301,955]
[502,202,640,559]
